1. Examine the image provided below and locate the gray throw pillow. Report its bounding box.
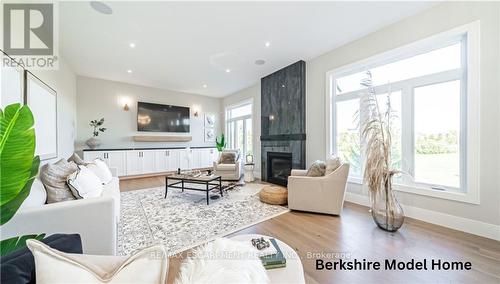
[67,153,86,165]
[40,159,78,203]
[219,152,236,164]
[307,160,326,177]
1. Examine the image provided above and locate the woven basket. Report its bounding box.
[259,186,288,205]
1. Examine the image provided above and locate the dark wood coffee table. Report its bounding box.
[165,174,222,205]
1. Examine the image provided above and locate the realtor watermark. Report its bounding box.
[2,2,59,69]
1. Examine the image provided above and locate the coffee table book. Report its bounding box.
[261,239,286,269]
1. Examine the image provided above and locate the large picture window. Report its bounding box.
[225,100,253,156]
[326,22,480,203]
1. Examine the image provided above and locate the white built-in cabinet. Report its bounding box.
[83,148,217,177]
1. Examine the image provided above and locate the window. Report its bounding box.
[326,22,480,203]
[225,100,253,156]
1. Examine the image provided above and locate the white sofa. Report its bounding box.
[287,163,350,215]
[0,168,120,255]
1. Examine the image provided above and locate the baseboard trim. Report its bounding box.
[345,192,500,241]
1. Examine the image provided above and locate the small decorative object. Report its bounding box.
[207,169,212,175]
[246,154,254,165]
[86,118,106,149]
[215,133,226,152]
[360,71,404,232]
[204,114,215,128]
[204,128,215,142]
[251,237,270,250]
[177,168,181,174]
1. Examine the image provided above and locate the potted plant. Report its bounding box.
[215,133,226,153]
[86,118,106,149]
[0,103,45,255]
[360,71,404,232]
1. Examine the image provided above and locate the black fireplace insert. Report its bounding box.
[267,152,292,186]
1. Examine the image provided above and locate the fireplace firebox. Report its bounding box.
[267,152,292,186]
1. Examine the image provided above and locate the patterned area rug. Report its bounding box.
[117,183,289,256]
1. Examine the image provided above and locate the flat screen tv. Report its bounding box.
[137,102,190,132]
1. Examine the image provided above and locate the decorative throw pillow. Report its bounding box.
[67,166,103,199]
[26,239,168,284]
[39,159,78,203]
[19,178,47,209]
[67,153,87,165]
[219,151,236,164]
[307,160,326,177]
[86,159,113,184]
[325,156,342,175]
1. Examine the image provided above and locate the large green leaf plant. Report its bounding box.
[0,103,44,256]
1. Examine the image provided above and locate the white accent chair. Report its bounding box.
[0,168,120,255]
[213,150,242,181]
[287,163,350,215]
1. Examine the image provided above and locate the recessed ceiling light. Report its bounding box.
[255,59,266,65]
[225,69,231,73]
[129,43,136,48]
[127,69,132,74]
[202,84,207,88]
[265,42,271,47]
[90,1,113,15]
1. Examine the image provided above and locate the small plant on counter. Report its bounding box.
[90,118,106,137]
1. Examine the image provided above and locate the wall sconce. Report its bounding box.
[192,105,200,117]
[269,114,275,121]
[119,96,132,112]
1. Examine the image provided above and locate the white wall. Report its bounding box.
[223,2,500,235]
[28,58,77,164]
[76,76,222,149]
[221,83,261,176]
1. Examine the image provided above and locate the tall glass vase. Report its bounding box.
[371,177,404,232]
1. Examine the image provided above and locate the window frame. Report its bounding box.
[224,98,253,156]
[325,21,480,204]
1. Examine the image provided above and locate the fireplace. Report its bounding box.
[267,152,292,186]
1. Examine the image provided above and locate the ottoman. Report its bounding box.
[260,186,288,205]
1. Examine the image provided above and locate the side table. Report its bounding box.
[244,163,255,182]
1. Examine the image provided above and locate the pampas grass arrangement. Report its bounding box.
[360,71,404,232]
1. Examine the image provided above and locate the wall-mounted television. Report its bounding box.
[137,102,190,132]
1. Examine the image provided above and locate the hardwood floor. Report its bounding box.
[120,177,500,283]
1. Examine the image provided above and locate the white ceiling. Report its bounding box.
[60,1,436,98]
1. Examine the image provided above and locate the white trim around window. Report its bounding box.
[325,21,480,204]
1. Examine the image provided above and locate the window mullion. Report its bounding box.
[401,85,415,184]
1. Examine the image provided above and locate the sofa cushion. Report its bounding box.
[19,178,47,209]
[86,159,113,185]
[67,166,103,199]
[0,234,82,284]
[39,159,78,203]
[325,156,342,175]
[307,160,326,177]
[26,239,168,284]
[216,163,237,171]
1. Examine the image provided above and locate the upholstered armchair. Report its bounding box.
[213,150,242,181]
[287,163,350,215]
